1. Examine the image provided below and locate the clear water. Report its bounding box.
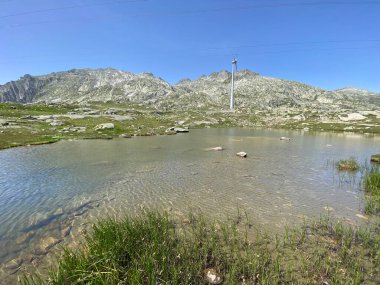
[0,128,379,282]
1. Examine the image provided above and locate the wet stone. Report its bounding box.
[4,258,23,271]
[35,237,61,255]
[74,209,88,216]
[61,226,72,238]
[16,231,35,245]
[53,208,64,216]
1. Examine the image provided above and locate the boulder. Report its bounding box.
[174,127,189,133]
[371,154,380,163]
[50,120,64,126]
[339,113,366,122]
[236,152,247,158]
[36,115,53,121]
[0,119,9,126]
[95,123,114,130]
[119,133,132,138]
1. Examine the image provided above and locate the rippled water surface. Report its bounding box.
[0,128,379,281]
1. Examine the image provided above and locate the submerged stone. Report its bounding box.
[35,237,61,255]
[210,146,223,151]
[61,226,72,238]
[16,231,35,245]
[4,258,23,271]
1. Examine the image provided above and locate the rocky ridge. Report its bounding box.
[0,68,379,112]
[0,68,174,104]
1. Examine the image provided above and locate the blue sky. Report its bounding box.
[0,0,379,91]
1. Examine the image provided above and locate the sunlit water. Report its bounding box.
[0,128,379,282]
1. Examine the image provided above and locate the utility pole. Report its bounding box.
[230,57,237,111]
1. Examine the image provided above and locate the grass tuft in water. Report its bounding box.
[363,169,380,214]
[20,211,380,285]
[336,158,359,171]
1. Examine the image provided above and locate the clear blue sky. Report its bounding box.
[0,0,379,91]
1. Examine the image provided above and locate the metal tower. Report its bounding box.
[230,57,238,111]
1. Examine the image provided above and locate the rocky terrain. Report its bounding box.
[1,68,379,111]
[0,68,379,150]
[0,69,174,104]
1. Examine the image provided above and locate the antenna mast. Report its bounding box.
[230,57,237,111]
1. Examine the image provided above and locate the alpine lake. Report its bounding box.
[0,128,379,283]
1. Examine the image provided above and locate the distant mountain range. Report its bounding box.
[0,68,379,111]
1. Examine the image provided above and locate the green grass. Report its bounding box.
[363,169,380,214]
[20,212,380,285]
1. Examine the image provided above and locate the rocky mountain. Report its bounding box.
[1,68,379,111]
[0,68,174,104]
[172,70,380,111]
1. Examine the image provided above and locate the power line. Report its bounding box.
[1,0,380,19]
[0,0,147,19]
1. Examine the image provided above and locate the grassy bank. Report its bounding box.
[20,211,380,285]
[1,102,380,151]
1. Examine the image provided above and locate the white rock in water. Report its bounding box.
[211,146,223,151]
[236,152,247,158]
[95,123,114,130]
[119,133,132,138]
[174,127,189,133]
[280,137,290,141]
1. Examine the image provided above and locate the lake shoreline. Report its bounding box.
[1,102,379,151]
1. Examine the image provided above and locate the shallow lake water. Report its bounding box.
[0,128,379,282]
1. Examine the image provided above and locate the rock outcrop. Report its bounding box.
[1,68,379,113]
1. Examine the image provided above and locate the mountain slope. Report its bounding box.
[0,68,174,104]
[0,68,379,111]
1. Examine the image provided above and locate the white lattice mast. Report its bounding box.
[230,57,238,111]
